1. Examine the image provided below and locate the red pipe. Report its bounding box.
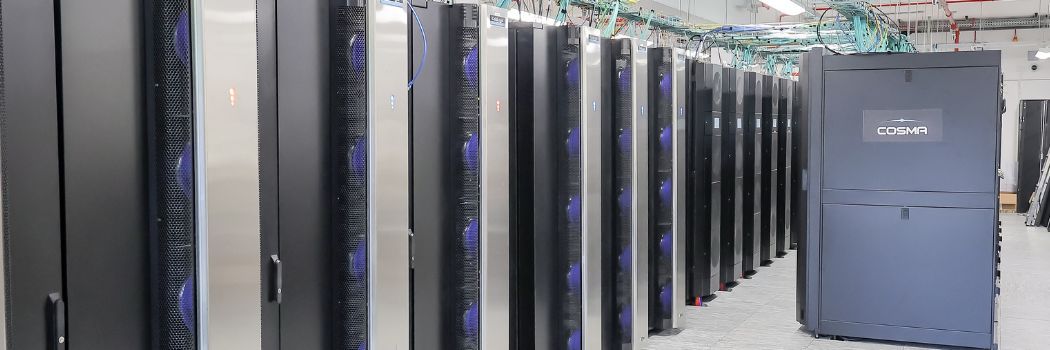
[814,0,992,11]
[927,0,962,48]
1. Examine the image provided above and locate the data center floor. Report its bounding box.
[645,214,1050,350]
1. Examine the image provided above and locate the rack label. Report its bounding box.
[489,15,506,28]
[862,109,943,143]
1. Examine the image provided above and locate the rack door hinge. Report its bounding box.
[409,230,416,269]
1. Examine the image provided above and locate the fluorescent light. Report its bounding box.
[760,0,806,16]
[1038,48,1050,60]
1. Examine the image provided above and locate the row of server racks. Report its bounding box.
[1,0,261,348]
[0,0,799,348]
[683,63,801,302]
[508,24,688,348]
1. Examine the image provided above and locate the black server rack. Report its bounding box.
[741,72,761,275]
[719,67,743,289]
[647,47,673,331]
[411,3,511,349]
[605,37,650,349]
[4,0,260,347]
[760,76,779,264]
[3,1,153,348]
[1,1,65,348]
[797,48,1001,350]
[259,0,411,347]
[789,79,802,250]
[775,78,791,256]
[410,2,455,349]
[510,24,607,350]
[685,61,722,302]
[508,22,536,350]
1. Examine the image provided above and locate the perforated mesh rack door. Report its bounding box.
[333,5,369,349]
[610,41,633,348]
[148,0,197,347]
[648,48,674,329]
[453,5,482,349]
[559,35,584,350]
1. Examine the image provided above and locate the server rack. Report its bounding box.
[797,48,1001,350]
[760,76,779,264]
[719,67,744,289]
[579,25,607,350]
[508,20,538,349]
[411,2,511,349]
[0,1,64,347]
[685,62,722,302]
[645,47,685,331]
[1,0,262,347]
[789,79,802,250]
[775,78,792,256]
[330,0,411,348]
[259,0,411,347]
[604,36,650,348]
[741,72,762,275]
[510,24,605,350]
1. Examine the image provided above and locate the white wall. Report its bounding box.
[913,28,1050,192]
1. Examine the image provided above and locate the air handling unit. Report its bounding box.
[796,49,1002,350]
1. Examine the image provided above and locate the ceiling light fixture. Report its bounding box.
[1036,48,1050,60]
[759,0,806,16]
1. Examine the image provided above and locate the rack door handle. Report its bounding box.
[47,293,66,350]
